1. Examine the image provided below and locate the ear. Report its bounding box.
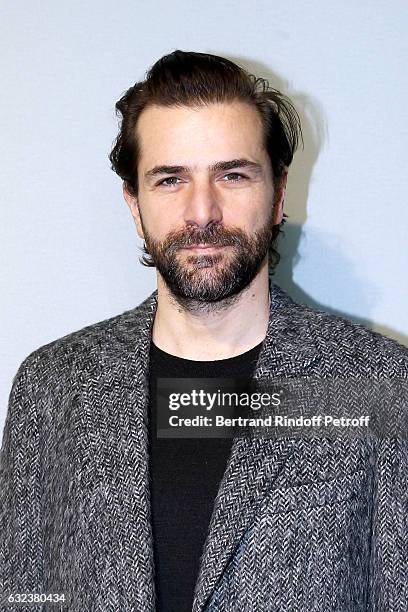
[122,183,145,239]
[272,168,288,225]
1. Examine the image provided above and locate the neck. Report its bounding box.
[151,262,271,361]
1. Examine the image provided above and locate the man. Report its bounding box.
[1,50,407,612]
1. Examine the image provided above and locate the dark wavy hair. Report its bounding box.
[109,50,303,271]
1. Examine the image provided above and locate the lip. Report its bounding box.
[182,244,226,250]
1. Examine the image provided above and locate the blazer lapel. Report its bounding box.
[192,281,322,612]
[97,290,159,609]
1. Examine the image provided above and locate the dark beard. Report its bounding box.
[139,212,274,314]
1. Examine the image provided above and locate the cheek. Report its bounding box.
[140,209,179,242]
[225,198,272,231]
[238,186,273,219]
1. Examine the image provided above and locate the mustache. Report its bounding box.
[165,226,245,250]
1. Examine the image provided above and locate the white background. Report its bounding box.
[1,0,407,434]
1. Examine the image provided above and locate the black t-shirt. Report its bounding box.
[148,339,263,611]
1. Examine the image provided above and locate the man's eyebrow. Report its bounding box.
[144,159,263,181]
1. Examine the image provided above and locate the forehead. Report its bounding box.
[135,101,266,169]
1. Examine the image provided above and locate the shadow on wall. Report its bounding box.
[226,53,408,348]
[271,223,408,347]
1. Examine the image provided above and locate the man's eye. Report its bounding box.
[157,176,181,187]
[223,173,247,182]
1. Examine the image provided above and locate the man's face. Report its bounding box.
[123,101,286,308]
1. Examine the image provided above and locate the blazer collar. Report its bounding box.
[131,278,320,378]
[110,279,321,610]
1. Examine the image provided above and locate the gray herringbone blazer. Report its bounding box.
[1,282,408,611]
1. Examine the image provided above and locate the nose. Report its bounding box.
[183,179,223,228]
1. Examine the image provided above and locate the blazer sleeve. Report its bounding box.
[368,435,408,611]
[0,356,44,610]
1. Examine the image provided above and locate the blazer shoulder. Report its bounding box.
[12,291,156,389]
[293,300,408,377]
